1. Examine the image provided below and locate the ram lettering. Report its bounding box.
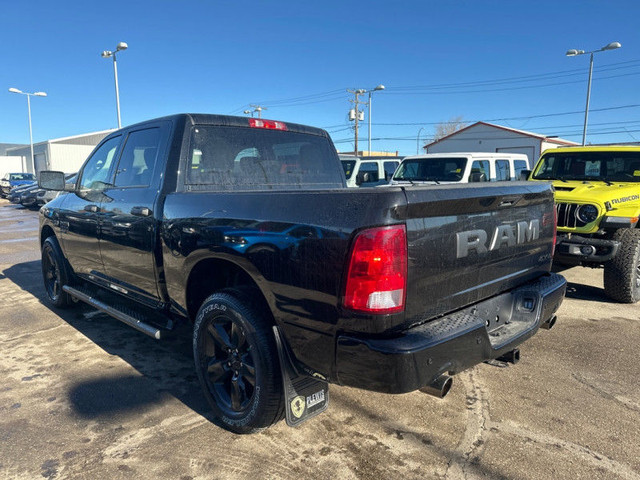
[456,220,540,258]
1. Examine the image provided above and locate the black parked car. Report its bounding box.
[20,184,46,208]
[7,183,37,203]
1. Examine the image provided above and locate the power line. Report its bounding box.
[384,71,640,96]
[328,104,640,128]
[388,60,640,92]
[332,128,640,144]
[229,58,640,114]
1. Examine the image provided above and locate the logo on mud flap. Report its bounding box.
[290,396,306,418]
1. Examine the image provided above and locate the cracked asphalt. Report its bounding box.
[0,199,638,480]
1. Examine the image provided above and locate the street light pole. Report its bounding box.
[102,42,128,128]
[417,127,425,154]
[113,53,122,128]
[8,88,47,173]
[582,52,594,147]
[566,42,621,145]
[27,94,33,174]
[367,85,385,156]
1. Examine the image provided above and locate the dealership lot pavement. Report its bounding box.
[0,199,638,480]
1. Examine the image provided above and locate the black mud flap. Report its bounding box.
[273,327,330,427]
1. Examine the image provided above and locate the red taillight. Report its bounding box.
[343,225,407,314]
[248,118,288,130]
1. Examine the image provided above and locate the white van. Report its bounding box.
[388,152,530,185]
[340,155,401,187]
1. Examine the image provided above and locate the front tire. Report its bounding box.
[193,290,284,433]
[603,229,640,303]
[41,236,74,308]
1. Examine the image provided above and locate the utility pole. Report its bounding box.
[249,104,267,118]
[347,89,365,156]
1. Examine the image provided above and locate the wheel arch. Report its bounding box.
[40,224,56,246]
[184,255,276,324]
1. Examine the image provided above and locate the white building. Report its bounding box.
[6,130,114,175]
[424,121,578,167]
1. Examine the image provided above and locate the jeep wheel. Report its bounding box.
[41,236,74,308]
[603,229,640,303]
[193,290,284,433]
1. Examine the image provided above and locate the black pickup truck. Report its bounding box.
[38,114,566,433]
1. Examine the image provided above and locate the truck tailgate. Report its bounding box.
[402,182,555,325]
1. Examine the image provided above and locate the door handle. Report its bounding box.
[130,206,152,217]
[84,204,99,213]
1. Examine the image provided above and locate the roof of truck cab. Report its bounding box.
[400,152,529,161]
[121,113,329,137]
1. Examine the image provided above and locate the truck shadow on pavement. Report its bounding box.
[564,282,616,303]
[3,260,212,422]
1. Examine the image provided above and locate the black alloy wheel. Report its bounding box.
[202,313,256,413]
[41,237,74,308]
[193,290,284,433]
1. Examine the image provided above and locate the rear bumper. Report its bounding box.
[554,234,620,263]
[335,273,566,394]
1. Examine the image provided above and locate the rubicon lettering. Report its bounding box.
[456,220,540,258]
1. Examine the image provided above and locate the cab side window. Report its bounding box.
[469,160,490,182]
[113,128,161,188]
[384,161,399,181]
[357,162,379,185]
[495,160,510,181]
[78,136,122,192]
[514,160,529,179]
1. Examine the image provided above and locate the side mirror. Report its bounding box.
[39,171,66,191]
[519,170,532,181]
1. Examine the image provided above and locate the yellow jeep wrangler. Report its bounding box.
[529,146,640,303]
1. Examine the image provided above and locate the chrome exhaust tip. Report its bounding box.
[540,315,557,330]
[420,374,453,398]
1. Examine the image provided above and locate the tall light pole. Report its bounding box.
[416,127,425,154]
[566,41,621,145]
[366,85,385,155]
[101,42,128,128]
[8,88,47,173]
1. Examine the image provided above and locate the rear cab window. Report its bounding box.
[186,126,344,190]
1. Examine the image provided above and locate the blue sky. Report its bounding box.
[1,0,638,155]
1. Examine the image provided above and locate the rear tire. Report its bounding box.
[193,289,284,433]
[603,229,640,303]
[41,236,74,308]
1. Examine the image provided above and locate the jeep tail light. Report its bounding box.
[344,225,407,314]
[249,118,288,130]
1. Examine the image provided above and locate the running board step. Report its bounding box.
[63,285,162,340]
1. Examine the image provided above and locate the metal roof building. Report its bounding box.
[6,130,114,175]
[424,121,578,167]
